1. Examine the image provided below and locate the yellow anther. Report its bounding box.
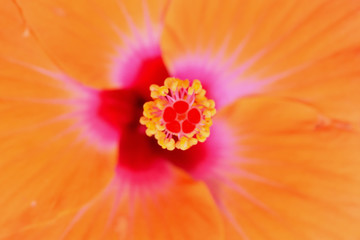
[196,132,208,142]
[149,84,168,98]
[159,86,169,96]
[203,119,213,127]
[156,124,166,131]
[139,116,148,125]
[203,109,213,118]
[145,128,156,137]
[164,77,179,92]
[188,87,195,96]
[164,78,176,88]
[209,100,215,108]
[204,99,215,108]
[154,131,165,140]
[191,80,202,93]
[150,84,159,91]
[189,138,198,147]
[150,91,160,99]
[200,129,210,138]
[143,101,153,109]
[164,138,176,151]
[180,79,190,88]
[176,136,189,150]
[197,89,206,98]
[154,99,166,110]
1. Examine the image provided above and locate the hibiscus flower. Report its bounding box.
[1,0,360,239]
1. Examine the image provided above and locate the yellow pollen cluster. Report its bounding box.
[140,77,216,150]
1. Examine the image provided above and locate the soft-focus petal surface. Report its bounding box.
[15,0,170,89]
[162,0,360,116]
[200,97,360,239]
[0,2,116,237]
[3,170,224,240]
[66,170,223,240]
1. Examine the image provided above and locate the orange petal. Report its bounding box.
[208,97,360,239]
[6,169,224,240]
[264,47,360,124]
[0,2,116,237]
[15,0,170,88]
[161,0,360,114]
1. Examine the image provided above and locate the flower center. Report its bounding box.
[140,77,216,150]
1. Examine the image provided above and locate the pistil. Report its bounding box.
[140,77,216,150]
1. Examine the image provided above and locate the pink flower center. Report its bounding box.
[94,54,218,185]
